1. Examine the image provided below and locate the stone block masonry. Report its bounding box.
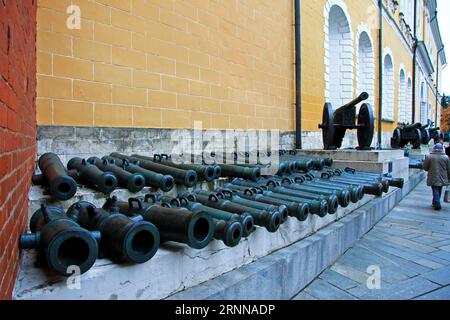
[167,171,425,299]
[15,180,375,299]
[0,0,37,299]
[36,125,397,165]
[35,0,295,131]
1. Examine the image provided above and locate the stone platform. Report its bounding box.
[15,181,379,300]
[168,171,425,300]
[409,145,432,159]
[295,179,450,300]
[14,149,419,300]
[14,169,423,300]
[294,149,409,182]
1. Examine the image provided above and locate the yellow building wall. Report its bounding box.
[381,13,413,130]
[36,0,295,130]
[301,0,413,133]
[427,31,440,127]
[36,0,423,135]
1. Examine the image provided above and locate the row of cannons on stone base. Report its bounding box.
[318,92,446,150]
[20,152,404,276]
[391,120,446,149]
[30,152,345,201]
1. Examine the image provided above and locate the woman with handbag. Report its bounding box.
[423,144,450,210]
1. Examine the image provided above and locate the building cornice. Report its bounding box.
[426,0,446,64]
[417,41,435,75]
[373,0,414,58]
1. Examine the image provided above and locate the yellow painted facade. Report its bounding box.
[35,0,444,135]
[36,0,295,130]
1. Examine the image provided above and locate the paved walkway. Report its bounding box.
[293,180,450,300]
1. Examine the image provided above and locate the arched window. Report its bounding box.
[325,3,353,108]
[420,82,428,123]
[406,77,412,123]
[398,69,406,123]
[382,53,394,120]
[356,30,375,109]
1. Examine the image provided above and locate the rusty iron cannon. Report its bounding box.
[391,122,424,149]
[318,92,374,150]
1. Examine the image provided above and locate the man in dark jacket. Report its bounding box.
[423,144,450,210]
[445,144,450,159]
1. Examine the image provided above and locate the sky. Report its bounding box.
[437,0,450,95]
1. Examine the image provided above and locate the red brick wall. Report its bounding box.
[0,0,37,299]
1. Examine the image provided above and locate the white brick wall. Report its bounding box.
[420,78,430,124]
[406,74,413,123]
[398,67,407,123]
[324,0,354,108]
[382,49,395,120]
[356,25,375,111]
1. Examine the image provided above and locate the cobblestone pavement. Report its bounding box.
[293,180,450,300]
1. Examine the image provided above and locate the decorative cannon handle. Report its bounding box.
[398,123,420,130]
[341,92,369,109]
[412,122,426,129]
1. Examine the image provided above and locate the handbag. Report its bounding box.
[444,186,450,203]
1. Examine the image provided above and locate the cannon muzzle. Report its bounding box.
[88,157,145,193]
[111,153,198,187]
[19,205,98,276]
[341,92,369,109]
[105,197,214,249]
[217,164,261,181]
[387,178,404,189]
[67,201,160,264]
[226,185,310,222]
[191,193,282,233]
[68,157,118,194]
[37,153,77,200]
[151,154,217,182]
[213,219,243,248]
[104,156,175,192]
[179,194,255,238]
[230,178,330,216]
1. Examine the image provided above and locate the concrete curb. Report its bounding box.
[167,171,426,300]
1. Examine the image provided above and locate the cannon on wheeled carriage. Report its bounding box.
[391,120,444,149]
[318,92,374,150]
[443,132,450,143]
[391,123,424,149]
[423,121,443,144]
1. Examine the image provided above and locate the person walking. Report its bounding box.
[445,143,450,159]
[423,143,450,210]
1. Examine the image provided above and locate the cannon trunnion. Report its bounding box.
[318,92,374,150]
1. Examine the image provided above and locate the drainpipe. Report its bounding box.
[429,10,438,125]
[412,0,418,123]
[377,0,383,149]
[430,9,437,23]
[436,46,445,126]
[294,0,302,149]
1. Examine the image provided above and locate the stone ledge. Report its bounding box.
[14,194,374,300]
[166,171,425,300]
[294,149,405,162]
[14,179,382,300]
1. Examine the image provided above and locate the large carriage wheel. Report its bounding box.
[391,128,402,149]
[437,131,443,143]
[412,129,422,149]
[320,103,335,150]
[421,129,431,145]
[357,103,374,150]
